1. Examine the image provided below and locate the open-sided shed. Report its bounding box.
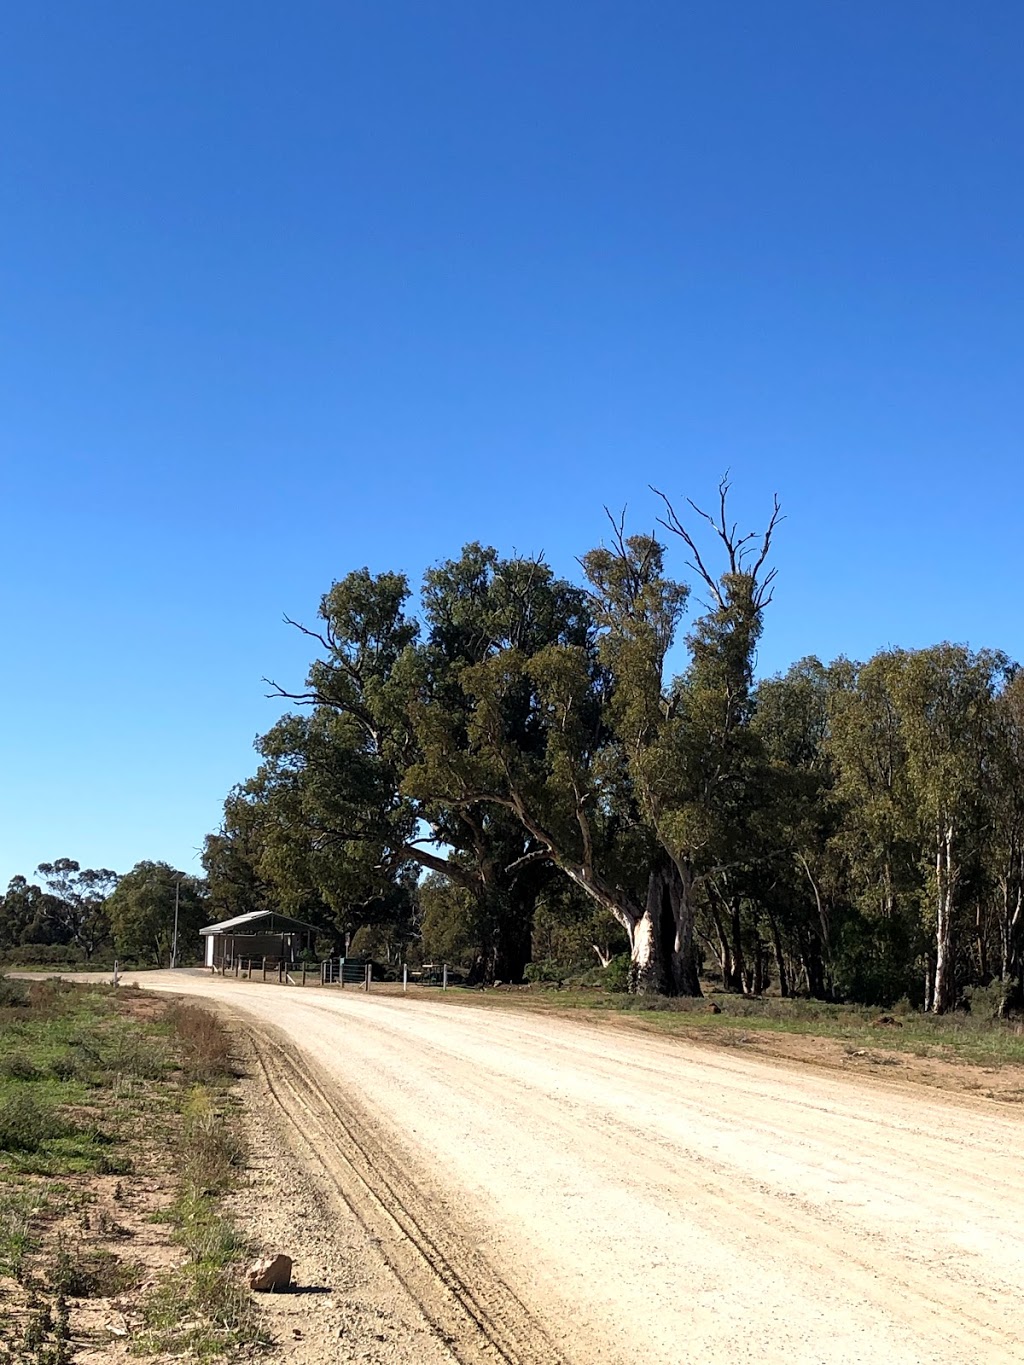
[199,910,318,971]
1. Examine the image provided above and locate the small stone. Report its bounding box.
[248,1253,293,1292]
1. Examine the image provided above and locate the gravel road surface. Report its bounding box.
[114,971,1024,1364]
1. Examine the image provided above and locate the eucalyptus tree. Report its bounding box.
[753,657,843,997]
[889,645,1008,1013]
[201,788,274,924]
[823,651,925,1003]
[987,670,1024,998]
[643,482,782,995]
[35,859,118,959]
[219,706,421,955]
[574,481,781,994]
[255,549,590,981]
[0,876,57,949]
[403,542,599,981]
[107,861,205,967]
[425,481,783,995]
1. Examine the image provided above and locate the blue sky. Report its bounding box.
[2,2,1022,886]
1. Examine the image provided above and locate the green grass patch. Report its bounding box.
[0,1183,48,1280]
[0,977,261,1361]
[134,1086,264,1359]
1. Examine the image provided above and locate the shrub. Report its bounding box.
[51,1247,140,1297]
[964,980,1017,1020]
[164,1004,234,1083]
[524,960,566,985]
[602,953,632,993]
[0,1052,42,1081]
[100,1022,171,1080]
[26,978,80,1013]
[1,944,85,966]
[0,975,29,1008]
[179,1090,242,1196]
[0,1090,71,1153]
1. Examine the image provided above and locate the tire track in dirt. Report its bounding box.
[302,999,1020,1361]
[244,1020,572,1365]
[89,972,1024,1364]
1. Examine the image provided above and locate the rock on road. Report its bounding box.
[122,971,1023,1364]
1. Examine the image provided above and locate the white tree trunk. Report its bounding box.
[932,824,956,1014]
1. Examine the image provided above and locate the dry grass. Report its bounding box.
[0,981,261,1362]
[163,1001,236,1083]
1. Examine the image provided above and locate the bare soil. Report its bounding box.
[55,971,1024,1363]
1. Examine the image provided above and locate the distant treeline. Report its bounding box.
[0,858,206,967]
[200,481,1024,1012]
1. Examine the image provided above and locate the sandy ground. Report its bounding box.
[106,970,1024,1364]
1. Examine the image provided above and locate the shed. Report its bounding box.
[199,910,318,971]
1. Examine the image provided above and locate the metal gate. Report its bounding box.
[320,957,371,986]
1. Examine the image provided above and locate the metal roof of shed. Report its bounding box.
[199,910,320,936]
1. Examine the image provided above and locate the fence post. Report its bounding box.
[278,958,284,984]
[403,962,408,993]
[364,963,371,992]
[301,962,307,987]
[340,957,345,988]
[262,957,267,982]
[443,963,448,991]
[112,960,120,988]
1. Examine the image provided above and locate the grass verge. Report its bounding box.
[415,980,1024,1072]
[0,978,264,1362]
[134,1085,267,1359]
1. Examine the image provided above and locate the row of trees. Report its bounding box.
[201,480,1024,1011]
[0,858,206,967]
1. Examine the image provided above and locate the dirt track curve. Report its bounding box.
[121,971,1024,1364]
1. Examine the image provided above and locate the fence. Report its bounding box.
[320,958,374,988]
[320,960,450,991]
[215,955,450,991]
[221,956,312,985]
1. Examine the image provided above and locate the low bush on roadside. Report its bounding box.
[98,1020,173,1081]
[11,1288,73,1365]
[600,954,632,993]
[0,1089,73,1153]
[0,974,30,1008]
[0,1052,43,1082]
[50,1246,141,1298]
[178,1088,243,1196]
[0,943,87,967]
[165,1002,235,1083]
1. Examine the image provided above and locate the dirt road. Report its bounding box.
[121,971,1024,1363]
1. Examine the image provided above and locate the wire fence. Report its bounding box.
[212,956,451,991]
